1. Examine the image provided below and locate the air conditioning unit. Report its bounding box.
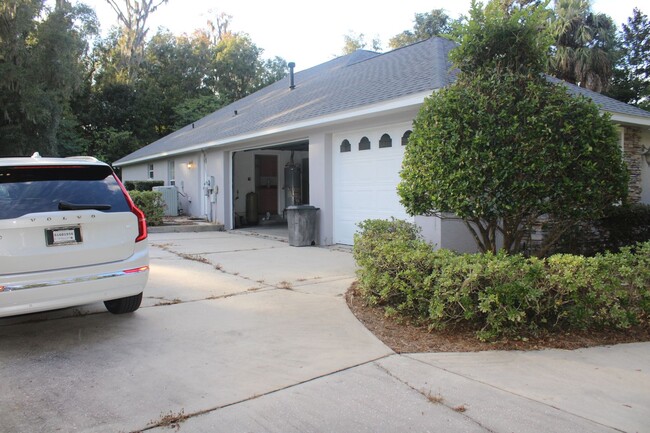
[152,186,179,216]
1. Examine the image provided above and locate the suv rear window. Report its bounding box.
[0,165,130,220]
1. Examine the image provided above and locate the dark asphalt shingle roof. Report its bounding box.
[115,37,457,165]
[546,76,650,119]
[115,37,650,165]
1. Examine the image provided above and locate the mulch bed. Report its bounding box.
[345,283,650,353]
[161,216,202,226]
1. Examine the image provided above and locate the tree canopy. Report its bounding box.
[105,0,168,83]
[607,8,650,109]
[388,9,457,49]
[341,32,381,55]
[398,0,628,256]
[0,0,288,161]
[0,0,97,156]
[549,0,617,92]
[1,0,647,163]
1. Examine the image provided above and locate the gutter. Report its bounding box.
[609,113,650,128]
[113,90,432,167]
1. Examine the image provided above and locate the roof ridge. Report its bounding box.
[343,36,458,68]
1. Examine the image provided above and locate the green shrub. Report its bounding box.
[354,218,650,341]
[129,191,164,226]
[554,204,650,256]
[124,180,164,191]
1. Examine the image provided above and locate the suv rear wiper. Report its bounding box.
[58,200,112,211]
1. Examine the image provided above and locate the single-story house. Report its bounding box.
[114,37,650,249]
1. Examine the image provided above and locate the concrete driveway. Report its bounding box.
[1,231,648,433]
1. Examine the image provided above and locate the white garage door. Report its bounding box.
[332,130,412,245]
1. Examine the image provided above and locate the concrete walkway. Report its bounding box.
[0,231,648,433]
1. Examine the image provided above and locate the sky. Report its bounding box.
[72,0,643,71]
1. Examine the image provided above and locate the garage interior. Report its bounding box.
[232,141,309,237]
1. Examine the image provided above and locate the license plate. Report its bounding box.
[45,227,82,246]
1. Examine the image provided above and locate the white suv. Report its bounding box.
[0,153,149,317]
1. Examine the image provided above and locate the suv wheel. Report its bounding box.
[104,292,143,314]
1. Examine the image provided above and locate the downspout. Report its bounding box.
[202,149,210,222]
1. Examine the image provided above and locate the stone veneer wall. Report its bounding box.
[525,125,647,256]
[623,126,643,204]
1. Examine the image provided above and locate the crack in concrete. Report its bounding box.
[152,244,353,295]
[128,354,394,433]
[402,355,627,433]
[142,287,277,308]
[152,242,284,256]
[374,359,496,433]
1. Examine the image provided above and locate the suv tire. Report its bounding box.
[104,292,143,314]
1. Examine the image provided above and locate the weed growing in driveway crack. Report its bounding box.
[453,404,467,413]
[157,244,213,267]
[426,391,444,404]
[178,253,211,265]
[153,298,182,306]
[149,409,189,431]
[278,281,293,290]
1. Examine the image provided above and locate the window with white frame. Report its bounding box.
[168,160,176,186]
[147,163,154,179]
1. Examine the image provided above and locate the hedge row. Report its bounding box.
[129,190,165,226]
[124,180,164,191]
[353,219,650,341]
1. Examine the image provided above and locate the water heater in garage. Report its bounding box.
[284,152,301,207]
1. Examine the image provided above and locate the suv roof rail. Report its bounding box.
[65,156,101,163]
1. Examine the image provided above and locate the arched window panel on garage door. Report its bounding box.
[379,133,392,148]
[359,136,371,151]
[401,130,412,146]
[340,139,351,153]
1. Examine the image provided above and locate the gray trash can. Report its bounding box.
[286,205,319,247]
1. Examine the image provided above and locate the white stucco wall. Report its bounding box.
[415,215,488,254]
[415,215,442,247]
[120,164,143,182]
[199,148,227,224]
[440,217,484,253]
[121,161,164,183]
[172,152,202,216]
[233,151,255,216]
[309,132,334,246]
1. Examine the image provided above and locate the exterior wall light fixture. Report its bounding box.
[187,161,194,169]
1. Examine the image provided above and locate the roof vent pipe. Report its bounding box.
[288,62,296,90]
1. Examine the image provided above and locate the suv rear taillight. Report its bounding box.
[131,202,148,242]
[114,174,148,242]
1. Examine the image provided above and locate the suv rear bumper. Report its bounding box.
[0,242,148,317]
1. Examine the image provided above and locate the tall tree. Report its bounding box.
[549,0,616,92]
[607,8,650,109]
[207,33,286,102]
[341,32,381,54]
[398,0,628,256]
[105,0,168,83]
[205,11,232,44]
[0,0,97,156]
[389,9,454,49]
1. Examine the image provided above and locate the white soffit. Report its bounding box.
[114,90,432,167]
